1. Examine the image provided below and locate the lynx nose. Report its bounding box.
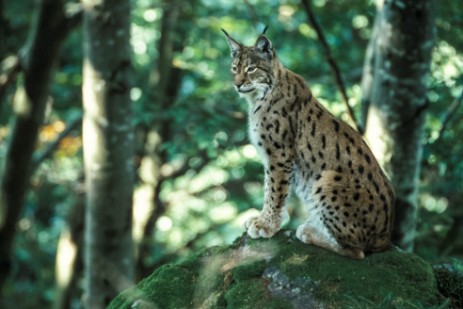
[235,80,245,89]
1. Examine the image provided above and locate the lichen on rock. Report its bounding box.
[108,230,447,309]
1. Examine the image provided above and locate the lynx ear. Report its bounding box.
[221,29,241,58]
[255,34,273,60]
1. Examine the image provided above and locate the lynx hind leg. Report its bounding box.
[296,221,365,260]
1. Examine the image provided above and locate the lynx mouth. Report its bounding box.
[238,87,255,93]
[236,84,255,93]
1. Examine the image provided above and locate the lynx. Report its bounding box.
[222,29,395,259]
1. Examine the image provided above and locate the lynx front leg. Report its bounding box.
[245,160,292,238]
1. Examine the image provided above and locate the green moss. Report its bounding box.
[224,279,292,309]
[108,231,447,309]
[107,264,195,309]
[232,260,267,282]
[434,263,463,308]
[264,231,442,307]
[108,246,230,309]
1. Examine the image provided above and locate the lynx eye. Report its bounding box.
[231,65,238,73]
[246,66,258,73]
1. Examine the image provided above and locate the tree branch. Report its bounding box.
[438,88,463,138]
[0,0,79,292]
[300,0,363,134]
[31,116,82,172]
[0,3,81,112]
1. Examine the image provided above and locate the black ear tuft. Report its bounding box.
[222,29,241,58]
[262,25,268,34]
[255,34,273,60]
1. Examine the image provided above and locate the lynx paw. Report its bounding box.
[244,216,279,238]
[295,224,313,244]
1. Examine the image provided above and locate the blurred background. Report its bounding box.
[0,0,462,307]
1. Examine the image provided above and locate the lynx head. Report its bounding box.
[222,29,277,102]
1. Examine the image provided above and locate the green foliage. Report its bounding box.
[417,9,463,260]
[1,0,463,307]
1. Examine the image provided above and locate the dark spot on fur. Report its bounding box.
[346,145,351,155]
[365,154,372,164]
[311,122,316,137]
[373,181,380,193]
[358,165,364,174]
[332,119,340,132]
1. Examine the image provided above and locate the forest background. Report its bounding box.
[0,0,462,308]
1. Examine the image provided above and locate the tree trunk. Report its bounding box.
[81,0,134,307]
[54,186,84,309]
[0,0,77,291]
[134,0,187,279]
[0,0,6,58]
[361,0,435,251]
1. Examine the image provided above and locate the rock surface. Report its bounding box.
[108,230,445,308]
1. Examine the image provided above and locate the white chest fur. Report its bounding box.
[247,105,269,167]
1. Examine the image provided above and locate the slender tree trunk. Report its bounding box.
[360,16,379,128]
[0,0,78,292]
[361,0,435,251]
[81,0,134,307]
[135,0,186,279]
[0,0,10,62]
[0,0,6,58]
[54,187,84,309]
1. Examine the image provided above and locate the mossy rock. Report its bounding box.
[108,231,447,309]
[433,263,463,308]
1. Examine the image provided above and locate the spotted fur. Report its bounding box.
[223,30,395,259]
